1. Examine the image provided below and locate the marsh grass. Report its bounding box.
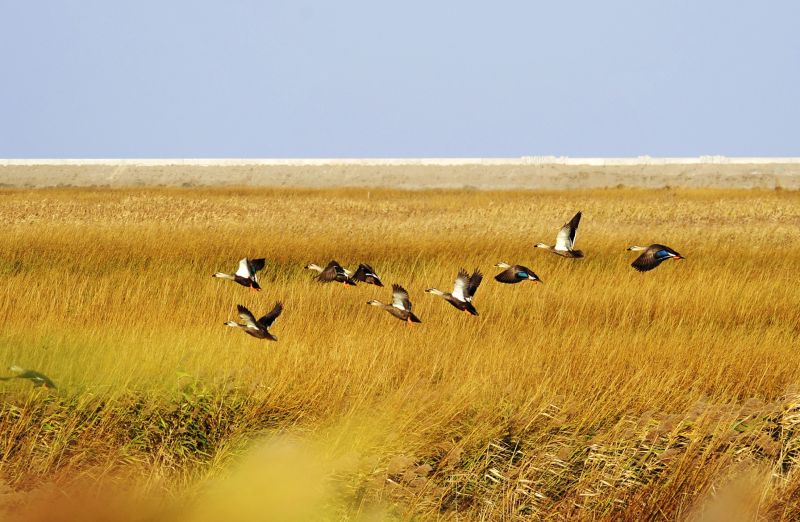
[0,186,799,520]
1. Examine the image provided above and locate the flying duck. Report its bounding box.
[367,284,421,326]
[305,260,357,286]
[352,263,384,287]
[0,366,57,389]
[224,302,283,341]
[627,244,684,272]
[535,211,584,258]
[426,268,483,316]
[494,262,542,284]
[213,258,266,291]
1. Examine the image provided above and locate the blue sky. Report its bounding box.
[1,1,798,157]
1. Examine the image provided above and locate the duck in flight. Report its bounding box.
[352,263,384,287]
[224,303,283,341]
[494,262,542,284]
[426,268,483,316]
[213,258,266,291]
[627,244,684,272]
[305,260,357,286]
[367,284,421,326]
[535,211,584,258]
[0,366,57,389]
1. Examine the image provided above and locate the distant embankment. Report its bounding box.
[1,157,799,189]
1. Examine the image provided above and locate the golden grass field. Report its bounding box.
[0,186,799,521]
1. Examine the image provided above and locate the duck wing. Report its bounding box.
[236,304,261,329]
[451,269,470,302]
[353,263,382,285]
[258,301,283,328]
[249,258,266,273]
[234,258,252,278]
[554,211,581,251]
[317,260,343,282]
[466,269,483,300]
[351,263,370,281]
[391,284,412,311]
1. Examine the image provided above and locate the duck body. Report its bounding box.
[537,246,584,259]
[494,262,542,284]
[0,366,57,389]
[352,263,384,287]
[213,258,265,290]
[426,268,483,316]
[535,211,584,258]
[432,292,479,315]
[225,302,283,341]
[305,260,357,286]
[368,284,421,325]
[627,244,684,272]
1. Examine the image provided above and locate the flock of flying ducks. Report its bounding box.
[0,212,683,390]
[212,211,684,341]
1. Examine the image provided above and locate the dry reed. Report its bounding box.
[0,186,798,520]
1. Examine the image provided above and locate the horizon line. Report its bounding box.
[3,156,800,167]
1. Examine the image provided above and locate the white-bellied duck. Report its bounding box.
[426,268,483,316]
[305,260,356,286]
[494,262,542,284]
[535,211,584,258]
[213,258,266,291]
[224,302,283,341]
[627,244,684,272]
[368,284,421,326]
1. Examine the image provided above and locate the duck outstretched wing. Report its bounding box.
[317,260,343,282]
[249,258,266,273]
[391,284,412,311]
[235,258,252,278]
[555,211,581,251]
[466,269,483,299]
[236,304,260,329]
[258,301,283,327]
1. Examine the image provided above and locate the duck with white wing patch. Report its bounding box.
[426,268,483,316]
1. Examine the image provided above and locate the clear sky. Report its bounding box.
[1,1,798,158]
